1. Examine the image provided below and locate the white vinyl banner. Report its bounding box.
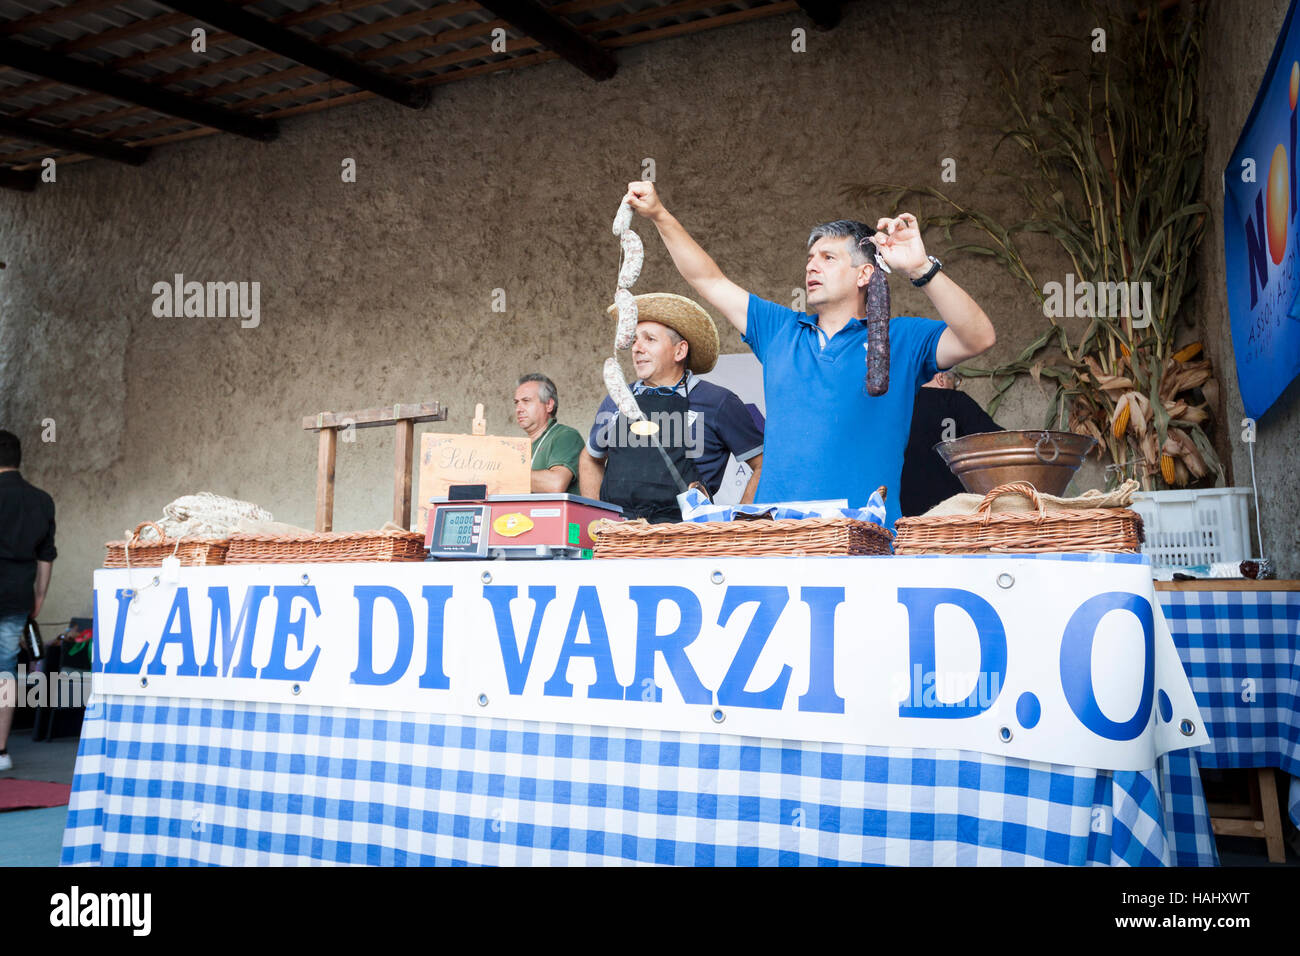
[91,556,1208,771]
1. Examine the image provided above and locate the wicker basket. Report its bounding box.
[593,516,894,559]
[224,529,428,564]
[104,521,229,568]
[893,482,1144,554]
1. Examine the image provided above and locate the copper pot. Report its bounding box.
[934,430,1097,497]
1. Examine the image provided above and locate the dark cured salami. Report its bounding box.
[864,262,890,396]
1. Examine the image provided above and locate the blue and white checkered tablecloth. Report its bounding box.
[60,695,1217,867]
[1159,589,1300,827]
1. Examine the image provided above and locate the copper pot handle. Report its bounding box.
[975,482,1046,521]
[1033,432,1060,463]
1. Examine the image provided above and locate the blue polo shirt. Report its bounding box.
[742,294,947,526]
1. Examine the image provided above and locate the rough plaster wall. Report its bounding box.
[1198,0,1297,573]
[1,0,1128,624]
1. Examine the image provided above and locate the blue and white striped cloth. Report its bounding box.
[60,695,1215,867]
[1159,588,1300,827]
[677,488,888,526]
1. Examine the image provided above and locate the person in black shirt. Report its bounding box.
[900,371,1002,517]
[0,430,57,771]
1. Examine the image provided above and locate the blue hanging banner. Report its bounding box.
[1225,0,1300,419]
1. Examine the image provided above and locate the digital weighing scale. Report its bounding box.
[424,493,624,560]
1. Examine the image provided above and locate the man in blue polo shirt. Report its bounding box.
[620,182,997,526]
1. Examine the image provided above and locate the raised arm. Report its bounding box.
[624,182,750,336]
[873,213,996,369]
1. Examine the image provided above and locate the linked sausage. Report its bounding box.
[864,264,890,396]
[604,356,644,422]
[614,288,637,350]
[612,199,633,236]
[618,230,643,289]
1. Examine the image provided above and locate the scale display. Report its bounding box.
[440,510,477,546]
[428,505,487,557]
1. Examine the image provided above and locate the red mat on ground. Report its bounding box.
[0,778,71,810]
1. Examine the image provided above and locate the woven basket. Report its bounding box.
[104,521,229,568]
[593,516,894,559]
[224,529,428,564]
[893,482,1144,554]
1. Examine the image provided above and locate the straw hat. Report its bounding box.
[605,292,720,374]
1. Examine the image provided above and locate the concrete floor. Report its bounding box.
[0,730,81,867]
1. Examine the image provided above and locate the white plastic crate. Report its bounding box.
[1128,487,1254,568]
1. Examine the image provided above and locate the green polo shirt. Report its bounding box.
[531,420,584,494]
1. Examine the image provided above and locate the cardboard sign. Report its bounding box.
[417,433,529,531]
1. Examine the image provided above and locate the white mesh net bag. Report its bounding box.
[155,492,274,539]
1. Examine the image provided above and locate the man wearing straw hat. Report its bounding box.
[579,293,764,522]
[620,182,997,527]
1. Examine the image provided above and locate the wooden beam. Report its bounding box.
[159,0,432,109]
[0,166,38,191]
[473,0,617,81]
[2,1,799,165]
[301,402,447,432]
[796,0,840,30]
[0,114,149,165]
[1155,579,1300,591]
[0,38,278,142]
[315,428,337,532]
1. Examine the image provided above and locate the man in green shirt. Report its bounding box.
[514,373,585,494]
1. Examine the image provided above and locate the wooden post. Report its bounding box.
[393,418,415,528]
[316,427,337,532]
[303,402,447,533]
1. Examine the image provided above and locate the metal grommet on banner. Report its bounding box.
[996,573,1014,589]
[711,708,725,723]
[481,571,493,585]
[300,573,310,585]
[998,726,1013,743]
[151,575,160,587]
[140,677,148,688]
[477,693,489,707]
[710,570,725,585]
[291,684,301,696]
[1179,718,1196,737]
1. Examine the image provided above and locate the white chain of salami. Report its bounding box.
[606,197,645,422]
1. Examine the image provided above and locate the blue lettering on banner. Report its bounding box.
[102,588,148,675]
[484,585,555,695]
[625,586,710,704]
[543,586,625,700]
[351,586,414,686]
[716,586,792,710]
[147,588,201,676]
[418,586,453,690]
[200,586,268,679]
[261,586,322,682]
[798,587,846,714]
[896,588,1007,719]
[1059,591,1154,741]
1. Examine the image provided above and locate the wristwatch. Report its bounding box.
[911,255,943,287]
